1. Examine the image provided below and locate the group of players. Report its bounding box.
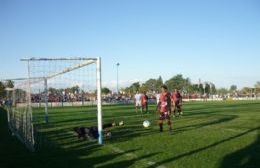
[74,85,182,140]
[134,85,183,132]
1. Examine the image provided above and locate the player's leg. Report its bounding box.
[140,104,143,115]
[139,106,142,115]
[166,112,172,131]
[158,113,164,132]
[135,101,139,113]
[146,103,148,113]
[172,102,177,117]
[177,105,182,116]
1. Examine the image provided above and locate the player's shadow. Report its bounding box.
[147,126,260,168]
[220,129,260,168]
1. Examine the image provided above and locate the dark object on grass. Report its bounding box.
[73,121,123,140]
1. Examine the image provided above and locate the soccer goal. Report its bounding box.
[4,57,103,151]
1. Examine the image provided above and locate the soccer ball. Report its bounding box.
[143,120,150,128]
[119,121,124,126]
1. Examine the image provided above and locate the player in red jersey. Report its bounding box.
[141,91,149,113]
[156,85,172,132]
[171,89,183,117]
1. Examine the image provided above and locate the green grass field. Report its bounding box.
[1,101,260,168]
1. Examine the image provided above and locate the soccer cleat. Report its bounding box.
[159,126,163,132]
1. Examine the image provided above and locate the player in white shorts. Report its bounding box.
[134,91,142,113]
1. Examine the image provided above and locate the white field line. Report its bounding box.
[107,144,167,168]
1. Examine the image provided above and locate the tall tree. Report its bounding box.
[102,87,111,95]
[199,83,204,95]
[140,76,164,92]
[71,85,80,94]
[143,78,158,92]
[191,84,199,93]
[165,74,188,91]
[132,82,140,93]
[139,84,148,93]
[5,80,14,88]
[210,83,217,94]
[230,85,237,92]
[123,82,140,94]
[204,83,211,95]
[156,76,163,91]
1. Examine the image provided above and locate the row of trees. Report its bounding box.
[1,77,260,98]
[120,74,260,97]
[123,76,163,94]
[121,74,217,96]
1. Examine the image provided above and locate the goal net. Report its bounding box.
[3,79,35,151]
[4,57,103,151]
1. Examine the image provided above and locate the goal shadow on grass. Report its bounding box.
[147,126,260,168]
[36,144,159,168]
[220,129,260,168]
[35,127,161,168]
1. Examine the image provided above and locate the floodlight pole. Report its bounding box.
[96,57,103,145]
[116,63,120,94]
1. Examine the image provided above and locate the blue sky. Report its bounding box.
[0,0,259,90]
